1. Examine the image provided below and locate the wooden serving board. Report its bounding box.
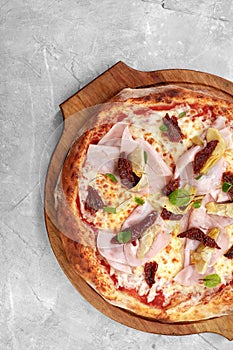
[45,61,233,340]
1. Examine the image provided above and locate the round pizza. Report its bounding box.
[55,85,233,322]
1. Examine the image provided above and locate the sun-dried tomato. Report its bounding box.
[224,245,233,259]
[222,171,233,184]
[130,211,157,241]
[162,177,180,196]
[84,186,104,214]
[177,227,220,249]
[222,171,233,199]
[193,140,218,174]
[111,210,158,244]
[163,113,184,142]
[144,261,158,288]
[161,208,183,221]
[118,152,140,188]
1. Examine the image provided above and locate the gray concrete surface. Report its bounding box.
[1,0,233,349]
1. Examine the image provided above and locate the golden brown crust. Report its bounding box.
[57,124,113,245]
[56,85,233,322]
[113,85,233,110]
[60,236,233,322]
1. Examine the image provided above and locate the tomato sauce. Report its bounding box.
[116,112,128,122]
[189,103,215,118]
[119,286,165,308]
[149,103,179,111]
[76,193,97,230]
[100,259,118,285]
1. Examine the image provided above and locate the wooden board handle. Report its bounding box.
[60,61,233,120]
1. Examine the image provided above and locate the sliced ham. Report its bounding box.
[107,260,132,274]
[174,265,214,286]
[97,231,127,265]
[182,193,232,268]
[174,118,230,194]
[174,145,201,183]
[145,230,171,259]
[98,202,171,269]
[211,116,233,149]
[187,194,213,233]
[85,144,119,173]
[179,212,190,233]
[219,127,233,149]
[194,157,226,195]
[135,138,172,192]
[97,203,156,270]
[210,230,229,266]
[86,123,174,196]
[98,122,128,146]
[210,188,230,203]
[120,126,138,155]
[183,240,200,267]
[211,115,226,130]
[124,240,148,267]
[174,144,226,195]
[121,201,155,230]
[123,215,171,266]
[136,138,172,177]
[188,194,233,232]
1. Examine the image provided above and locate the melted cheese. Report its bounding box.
[78,101,233,304]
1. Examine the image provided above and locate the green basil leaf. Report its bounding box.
[103,206,116,214]
[134,196,145,205]
[179,111,186,118]
[202,274,221,288]
[144,151,148,164]
[222,182,232,193]
[105,173,118,183]
[195,174,203,180]
[193,201,202,209]
[117,230,131,244]
[159,124,168,132]
[168,188,191,207]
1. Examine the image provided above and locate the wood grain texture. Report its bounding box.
[45,61,233,340]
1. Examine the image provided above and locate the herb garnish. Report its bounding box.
[134,196,145,205]
[103,206,117,214]
[202,274,221,288]
[168,188,191,207]
[222,182,233,193]
[117,230,131,244]
[159,124,168,132]
[178,111,186,118]
[105,173,118,183]
[144,151,148,164]
[193,201,202,209]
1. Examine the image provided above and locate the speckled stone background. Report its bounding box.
[1,0,233,349]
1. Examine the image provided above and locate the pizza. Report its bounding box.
[55,85,233,322]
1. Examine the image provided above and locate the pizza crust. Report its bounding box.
[56,85,233,322]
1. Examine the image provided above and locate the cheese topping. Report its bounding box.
[77,101,233,304]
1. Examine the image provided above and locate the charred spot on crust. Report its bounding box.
[66,186,74,194]
[166,88,181,98]
[71,171,78,180]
